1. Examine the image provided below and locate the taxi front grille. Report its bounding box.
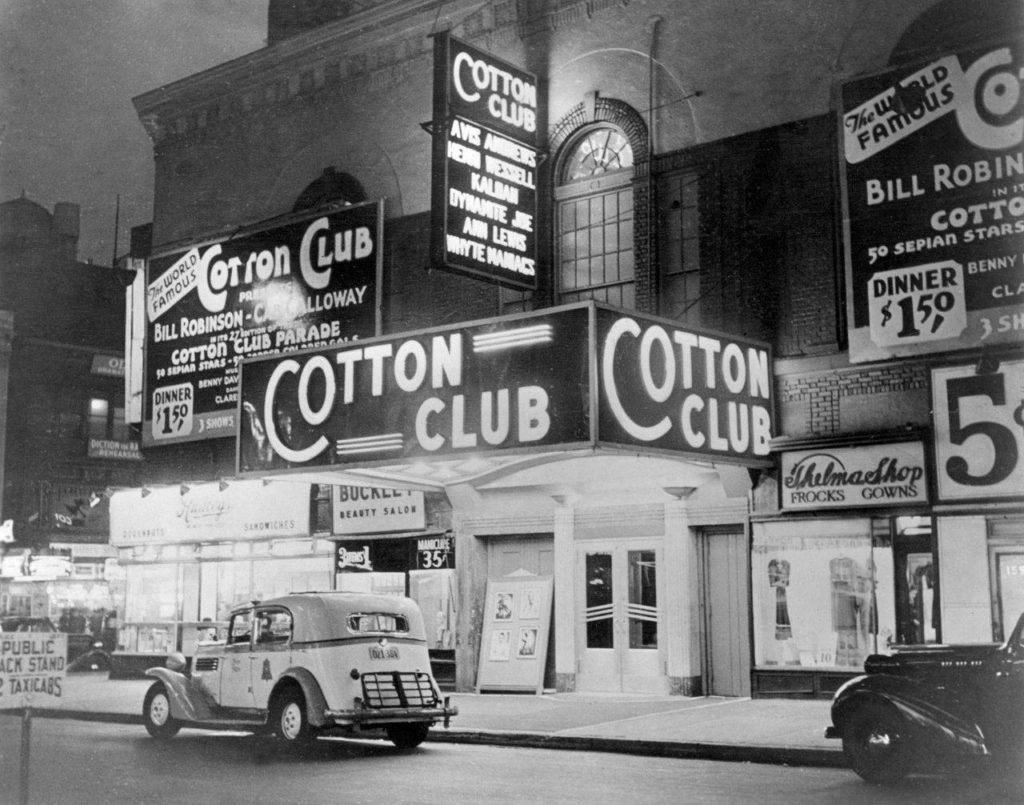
[361,672,437,709]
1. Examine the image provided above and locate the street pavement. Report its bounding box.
[19,670,843,769]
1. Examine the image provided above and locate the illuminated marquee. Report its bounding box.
[237,303,773,474]
[430,33,541,291]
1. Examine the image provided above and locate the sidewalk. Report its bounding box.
[27,671,844,768]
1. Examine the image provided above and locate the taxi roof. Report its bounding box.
[235,591,427,643]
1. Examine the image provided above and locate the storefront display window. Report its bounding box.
[334,538,457,652]
[753,519,895,670]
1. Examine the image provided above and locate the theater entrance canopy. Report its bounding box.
[236,301,773,494]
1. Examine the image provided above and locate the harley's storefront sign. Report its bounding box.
[236,302,773,473]
[780,442,929,510]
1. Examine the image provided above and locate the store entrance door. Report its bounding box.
[698,529,750,697]
[575,541,666,693]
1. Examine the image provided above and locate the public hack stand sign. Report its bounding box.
[0,631,66,709]
[476,574,553,694]
[1,632,67,805]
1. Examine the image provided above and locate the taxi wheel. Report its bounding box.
[142,682,181,740]
[271,688,315,750]
[386,723,430,749]
[843,702,909,785]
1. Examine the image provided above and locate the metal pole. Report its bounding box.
[19,706,31,805]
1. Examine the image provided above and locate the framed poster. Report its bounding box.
[476,574,553,694]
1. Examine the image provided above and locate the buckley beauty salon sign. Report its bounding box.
[236,302,773,473]
[430,32,541,290]
[780,442,929,510]
[332,486,426,534]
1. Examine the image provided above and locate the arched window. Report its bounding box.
[555,125,635,307]
[292,167,366,213]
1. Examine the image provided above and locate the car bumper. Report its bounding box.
[325,697,458,729]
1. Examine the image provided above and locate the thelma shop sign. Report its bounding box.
[781,442,928,510]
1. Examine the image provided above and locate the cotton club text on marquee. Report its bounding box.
[236,303,773,474]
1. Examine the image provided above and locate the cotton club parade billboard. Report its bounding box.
[840,41,1024,363]
[236,302,773,474]
[143,202,382,446]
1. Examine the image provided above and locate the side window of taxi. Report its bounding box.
[256,609,292,646]
[227,610,253,646]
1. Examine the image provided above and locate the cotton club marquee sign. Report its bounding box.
[235,302,773,474]
[430,32,541,291]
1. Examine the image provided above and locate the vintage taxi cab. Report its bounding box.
[142,592,457,749]
[826,612,1024,784]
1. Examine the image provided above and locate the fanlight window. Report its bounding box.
[561,129,634,183]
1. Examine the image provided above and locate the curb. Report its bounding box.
[24,709,846,769]
[428,729,845,768]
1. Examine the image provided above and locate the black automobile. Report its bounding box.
[0,615,112,671]
[826,611,1024,784]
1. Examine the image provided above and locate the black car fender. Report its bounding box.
[831,674,989,759]
[272,666,329,728]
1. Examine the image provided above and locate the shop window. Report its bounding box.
[658,171,701,323]
[991,548,1024,642]
[555,126,635,307]
[752,520,896,670]
[884,516,938,646]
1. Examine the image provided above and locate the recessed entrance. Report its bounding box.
[575,540,666,693]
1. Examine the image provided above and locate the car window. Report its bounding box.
[256,610,292,646]
[227,610,253,645]
[347,613,410,634]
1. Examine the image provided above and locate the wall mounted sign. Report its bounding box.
[236,302,773,473]
[108,480,312,545]
[840,42,1024,363]
[91,354,125,377]
[334,535,455,573]
[430,32,541,290]
[780,442,929,510]
[331,486,426,534]
[932,359,1024,501]
[143,201,382,446]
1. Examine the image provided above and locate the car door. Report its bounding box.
[219,608,255,709]
[250,607,294,708]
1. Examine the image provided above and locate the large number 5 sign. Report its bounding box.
[933,361,1024,501]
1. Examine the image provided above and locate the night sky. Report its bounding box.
[0,0,268,265]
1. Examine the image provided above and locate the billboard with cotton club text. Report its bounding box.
[430,33,541,291]
[143,201,382,446]
[840,42,1024,363]
[236,303,773,475]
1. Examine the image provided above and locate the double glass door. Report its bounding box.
[576,541,665,693]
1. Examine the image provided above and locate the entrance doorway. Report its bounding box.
[698,529,750,697]
[575,540,666,693]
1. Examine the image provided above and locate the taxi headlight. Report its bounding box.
[166,652,187,672]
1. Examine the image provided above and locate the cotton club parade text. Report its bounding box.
[247,311,772,467]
